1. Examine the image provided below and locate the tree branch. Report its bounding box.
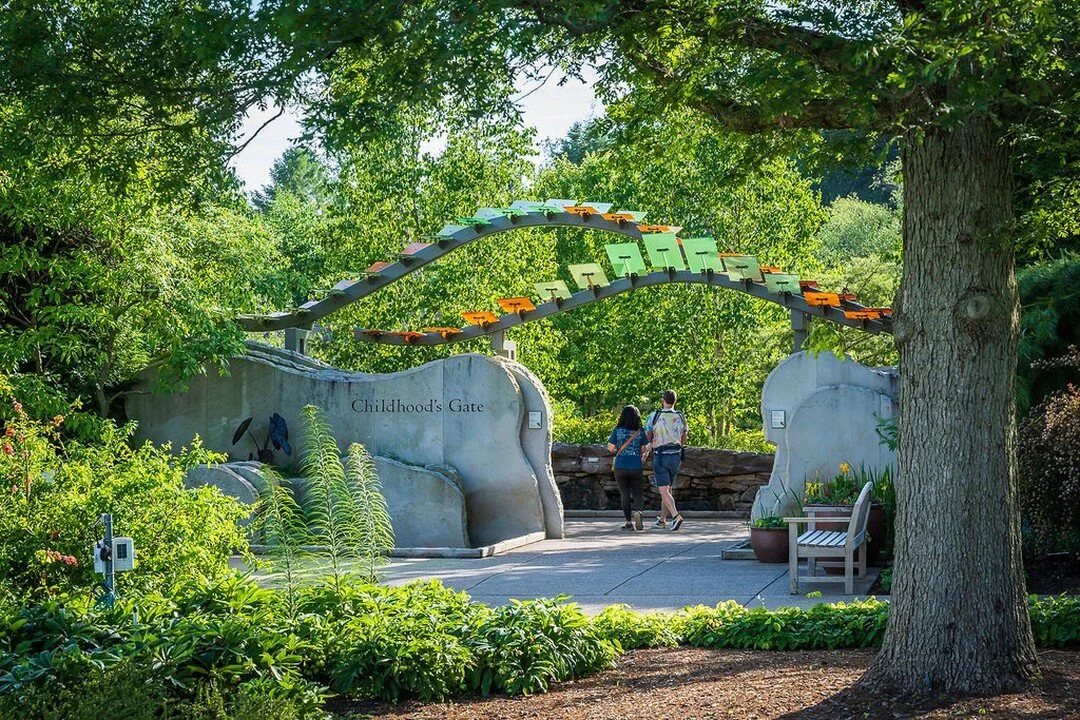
[517,0,648,36]
[630,50,898,132]
[707,18,857,74]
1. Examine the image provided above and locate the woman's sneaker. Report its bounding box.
[653,517,667,529]
[621,522,634,531]
[670,514,684,531]
[633,511,643,531]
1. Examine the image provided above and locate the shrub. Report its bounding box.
[0,384,248,602]
[1029,594,1080,648]
[591,604,680,650]
[678,599,889,650]
[1019,375,1080,555]
[467,596,618,696]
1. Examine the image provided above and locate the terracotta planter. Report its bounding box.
[750,526,789,563]
[802,503,887,571]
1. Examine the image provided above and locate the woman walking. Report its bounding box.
[607,405,649,531]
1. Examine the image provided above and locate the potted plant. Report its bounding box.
[749,515,788,563]
[803,462,892,564]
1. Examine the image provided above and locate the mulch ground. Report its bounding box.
[332,648,1080,720]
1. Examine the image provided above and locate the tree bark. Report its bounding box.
[864,119,1038,693]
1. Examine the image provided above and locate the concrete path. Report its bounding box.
[382,518,881,614]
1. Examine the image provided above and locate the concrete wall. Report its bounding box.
[553,443,773,512]
[127,344,560,547]
[752,351,898,520]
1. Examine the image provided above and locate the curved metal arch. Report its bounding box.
[236,211,646,332]
[351,269,891,346]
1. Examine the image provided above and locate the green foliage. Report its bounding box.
[552,401,617,446]
[678,599,889,650]
[253,467,307,619]
[298,405,394,589]
[2,577,1079,717]
[1028,594,1080,648]
[467,597,618,696]
[803,463,862,506]
[344,442,394,582]
[590,604,680,650]
[0,577,328,720]
[815,197,901,268]
[299,405,349,590]
[1017,257,1080,413]
[1018,363,1080,556]
[0,203,289,415]
[0,379,247,602]
[751,515,785,529]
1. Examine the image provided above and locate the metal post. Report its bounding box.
[284,328,309,355]
[101,513,115,608]
[489,331,517,360]
[791,310,811,353]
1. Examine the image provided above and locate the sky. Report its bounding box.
[229,69,603,193]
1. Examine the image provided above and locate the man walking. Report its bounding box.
[645,389,688,531]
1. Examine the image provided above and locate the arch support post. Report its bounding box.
[285,327,311,355]
[791,311,811,352]
[489,330,517,360]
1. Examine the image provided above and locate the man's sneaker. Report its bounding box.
[653,517,667,529]
[670,514,684,531]
[632,511,643,531]
[621,522,634,531]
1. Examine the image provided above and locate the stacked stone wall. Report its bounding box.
[552,443,773,514]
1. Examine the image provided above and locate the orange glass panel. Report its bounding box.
[564,205,600,216]
[365,261,392,273]
[799,280,820,290]
[461,311,499,326]
[496,296,536,313]
[388,331,426,343]
[424,327,463,338]
[760,265,783,273]
[843,310,883,320]
[637,224,672,233]
[803,291,841,307]
[401,242,432,255]
[601,212,636,222]
[838,293,858,303]
[862,307,893,316]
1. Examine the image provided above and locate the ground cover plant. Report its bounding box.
[1,574,1077,719]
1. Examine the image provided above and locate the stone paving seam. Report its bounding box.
[601,538,707,597]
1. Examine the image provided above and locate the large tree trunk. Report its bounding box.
[864,119,1038,693]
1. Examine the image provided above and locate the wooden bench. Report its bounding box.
[785,481,873,595]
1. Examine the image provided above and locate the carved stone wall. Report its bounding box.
[552,443,773,513]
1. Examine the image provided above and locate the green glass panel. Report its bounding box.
[604,242,647,276]
[681,237,723,273]
[533,280,572,301]
[568,263,610,289]
[643,233,686,271]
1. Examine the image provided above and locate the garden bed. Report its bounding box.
[338,647,1080,719]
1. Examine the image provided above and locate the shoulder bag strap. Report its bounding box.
[615,429,641,456]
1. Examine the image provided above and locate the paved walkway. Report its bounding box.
[382,518,880,614]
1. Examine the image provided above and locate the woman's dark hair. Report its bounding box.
[616,404,642,431]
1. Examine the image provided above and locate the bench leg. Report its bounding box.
[789,526,799,594]
[858,542,867,577]
[845,547,854,595]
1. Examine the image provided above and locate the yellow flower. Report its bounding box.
[839,462,851,475]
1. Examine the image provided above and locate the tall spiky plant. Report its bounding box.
[253,466,308,620]
[299,404,351,593]
[345,442,395,583]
